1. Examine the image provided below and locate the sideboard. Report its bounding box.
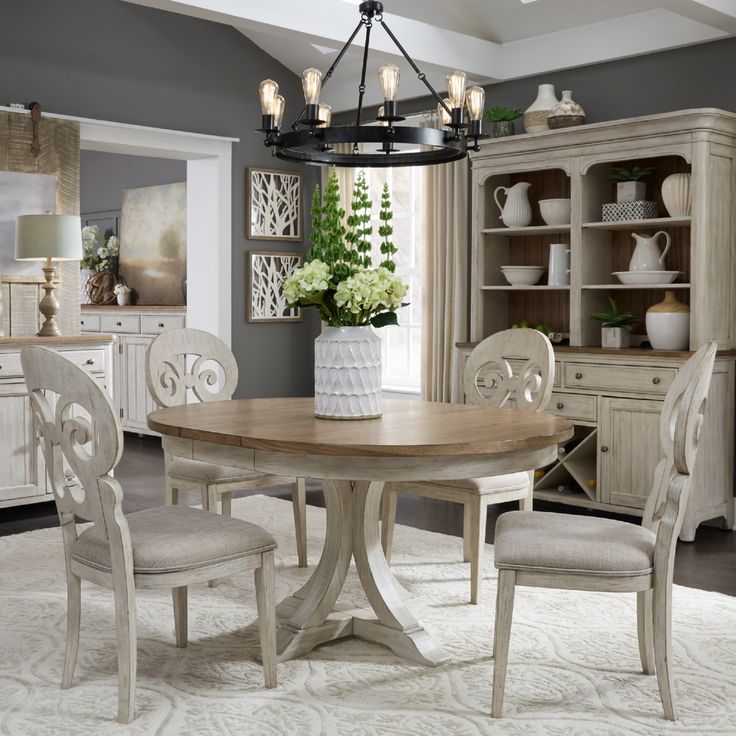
[0,334,115,510]
[464,109,736,541]
[80,305,186,435]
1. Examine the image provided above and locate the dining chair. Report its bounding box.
[381,328,555,603]
[21,346,278,724]
[490,341,717,720]
[146,327,308,568]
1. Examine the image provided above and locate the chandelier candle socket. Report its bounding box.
[255,0,485,166]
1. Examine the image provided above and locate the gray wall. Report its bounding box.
[0,0,319,399]
[80,151,186,215]
[335,36,736,125]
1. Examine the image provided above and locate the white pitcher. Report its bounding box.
[494,182,532,228]
[548,243,571,286]
[629,231,671,272]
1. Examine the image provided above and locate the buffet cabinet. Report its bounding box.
[81,306,186,435]
[0,335,114,510]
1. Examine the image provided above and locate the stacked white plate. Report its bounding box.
[613,271,680,285]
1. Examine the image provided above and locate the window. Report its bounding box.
[358,166,425,394]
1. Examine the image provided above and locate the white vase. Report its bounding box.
[116,292,131,306]
[646,291,690,350]
[314,326,382,419]
[80,269,94,304]
[523,84,558,134]
[661,173,691,217]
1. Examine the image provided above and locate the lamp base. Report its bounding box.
[37,260,61,337]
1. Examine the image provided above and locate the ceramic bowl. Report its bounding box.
[501,266,545,286]
[539,198,571,226]
[613,270,680,285]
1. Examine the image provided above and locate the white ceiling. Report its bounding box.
[124,0,736,112]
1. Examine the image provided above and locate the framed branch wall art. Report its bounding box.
[247,167,302,241]
[247,251,303,323]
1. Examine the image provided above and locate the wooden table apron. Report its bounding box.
[148,398,573,666]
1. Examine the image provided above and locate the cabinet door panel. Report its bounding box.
[599,397,662,509]
[121,336,156,432]
[0,394,42,501]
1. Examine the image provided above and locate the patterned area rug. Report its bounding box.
[1,495,735,735]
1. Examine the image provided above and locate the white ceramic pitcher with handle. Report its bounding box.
[494,182,532,228]
[629,231,671,271]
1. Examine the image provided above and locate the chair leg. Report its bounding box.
[112,574,137,723]
[380,484,398,563]
[469,496,487,604]
[491,569,516,718]
[637,589,655,675]
[254,550,277,689]
[207,485,219,515]
[61,572,81,689]
[164,475,178,506]
[291,477,308,568]
[199,483,210,512]
[653,581,677,720]
[221,491,232,518]
[519,472,534,511]
[462,503,471,562]
[172,586,188,649]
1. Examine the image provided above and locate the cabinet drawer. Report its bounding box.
[79,313,101,332]
[553,361,561,388]
[564,362,676,395]
[547,392,596,422]
[0,352,23,379]
[141,314,185,334]
[101,314,140,334]
[60,349,106,374]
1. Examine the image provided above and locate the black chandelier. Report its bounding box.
[255,0,486,167]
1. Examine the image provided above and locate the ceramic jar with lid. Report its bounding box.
[646,291,690,350]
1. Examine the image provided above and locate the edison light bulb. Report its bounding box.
[274,95,285,129]
[446,70,467,109]
[437,98,451,127]
[378,64,400,102]
[318,104,332,128]
[258,79,279,115]
[301,68,322,105]
[465,86,485,121]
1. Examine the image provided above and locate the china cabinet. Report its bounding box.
[462,109,736,540]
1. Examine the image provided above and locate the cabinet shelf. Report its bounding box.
[583,283,691,290]
[481,285,570,291]
[482,224,571,236]
[583,216,691,231]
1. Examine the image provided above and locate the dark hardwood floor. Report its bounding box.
[2,434,735,596]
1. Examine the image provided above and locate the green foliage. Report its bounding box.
[591,297,636,327]
[378,182,397,272]
[512,321,553,336]
[610,165,655,182]
[345,171,373,267]
[483,106,522,123]
[370,310,399,328]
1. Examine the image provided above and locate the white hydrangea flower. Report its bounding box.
[81,225,100,251]
[106,236,120,255]
[284,259,332,304]
[97,246,109,259]
[334,266,407,315]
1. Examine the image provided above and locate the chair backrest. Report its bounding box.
[21,345,124,528]
[463,328,554,411]
[146,327,238,409]
[643,342,717,574]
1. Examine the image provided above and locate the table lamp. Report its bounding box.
[15,214,82,337]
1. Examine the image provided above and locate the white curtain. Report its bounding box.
[421,151,468,403]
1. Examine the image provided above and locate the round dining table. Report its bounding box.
[148,397,573,666]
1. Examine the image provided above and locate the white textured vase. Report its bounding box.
[314,326,382,420]
[523,84,558,133]
[661,173,691,217]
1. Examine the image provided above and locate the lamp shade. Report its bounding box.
[15,214,83,261]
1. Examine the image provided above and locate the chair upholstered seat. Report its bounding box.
[168,457,269,485]
[421,471,530,494]
[72,506,276,574]
[495,511,656,576]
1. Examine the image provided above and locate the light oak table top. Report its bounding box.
[148,397,574,458]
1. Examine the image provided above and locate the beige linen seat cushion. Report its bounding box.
[168,457,272,485]
[495,510,656,576]
[421,471,530,494]
[72,506,276,574]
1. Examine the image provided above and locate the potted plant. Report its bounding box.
[114,283,132,306]
[592,298,636,348]
[284,170,408,420]
[483,107,522,137]
[610,165,655,203]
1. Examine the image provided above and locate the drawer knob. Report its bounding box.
[574,372,583,380]
[80,320,85,325]
[116,321,122,326]
[85,358,95,365]
[556,402,564,410]
[158,322,165,328]
[601,445,609,453]
[652,377,661,385]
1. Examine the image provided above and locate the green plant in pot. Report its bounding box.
[284,169,408,420]
[592,297,636,349]
[483,107,522,138]
[610,165,655,203]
